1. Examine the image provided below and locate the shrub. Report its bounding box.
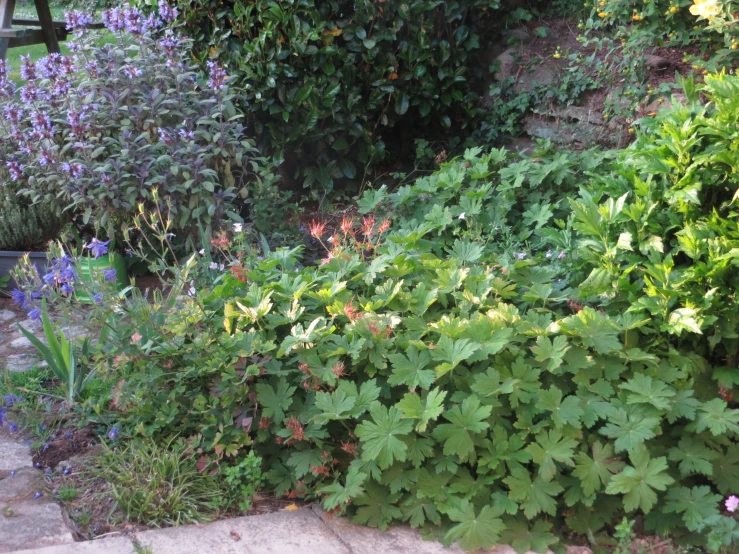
[0,5,260,251]
[0,184,64,250]
[56,136,739,551]
[165,0,509,195]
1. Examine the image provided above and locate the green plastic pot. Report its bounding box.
[74,253,128,303]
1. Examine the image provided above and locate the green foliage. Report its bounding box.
[18,300,97,406]
[74,131,739,552]
[163,0,516,194]
[0,183,64,251]
[219,451,264,513]
[91,439,224,526]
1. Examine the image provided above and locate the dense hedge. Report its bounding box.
[166,0,510,195]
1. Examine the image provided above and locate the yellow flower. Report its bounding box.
[598,11,607,17]
[670,6,679,12]
[689,0,721,19]
[633,13,641,20]
[553,53,561,59]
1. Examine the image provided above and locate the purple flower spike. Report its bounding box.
[107,427,119,440]
[159,0,178,22]
[103,268,117,282]
[207,61,227,90]
[28,308,42,321]
[85,238,110,259]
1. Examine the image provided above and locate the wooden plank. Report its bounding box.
[0,26,33,38]
[12,18,105,29]
[0,0,16,60]
[33,0,59,54]
[7,28,45,48]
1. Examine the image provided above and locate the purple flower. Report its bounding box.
[65,10,93,31]
[10,289,27,308]
[28,308,41,321]
[33,492,42,500]
[3,105,23,125]
[727,495,739,513]
[102,8,126,32]
[60,283,74,296]
[3,394,23,407]
[557,251,566,259]
[103,269,117,282]
[207,61,227,90]
[38,148,54,166]
[85,238,110,259]
[93,293,104,305]
[123,65,143,79]
[20,55,36,81]
[0,406,5,426]
[8,422,18,433]
[20,83,41,103]
[159,0,178,22]
[158,128,174,146]
[6,161,23,181]
[0,59,8,81]
[107,427,119,440]
[178,128,194,141]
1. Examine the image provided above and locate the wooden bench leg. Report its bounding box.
[0,0,16,60]
[34,0,59,55]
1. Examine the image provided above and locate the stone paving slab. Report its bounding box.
[0,436,32,471]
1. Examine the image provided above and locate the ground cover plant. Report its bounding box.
[4,0,739,552]
[9,112,735,552]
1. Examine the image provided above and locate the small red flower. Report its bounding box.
[340,217,354,234]
[378,219,391,234]
[361,216,375,237]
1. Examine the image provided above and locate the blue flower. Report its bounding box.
[0,406,5,426]
[93,293,104,306]
[33,492,42,499]
[85,238,110,259]
[107,427,119,440]
[28,308,41,321]
[60,283,74,296]
[3,394,22,407]
[103,269,117,282]
[8,422,18,433]
[10,289,27,308]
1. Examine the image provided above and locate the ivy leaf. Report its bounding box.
[711,444,739,494]
[352,482,403,531]
[605,444,674,513]
[526,429,578,482]
[256,378,296,424]
[432,395,492,462]
[668,437,718,476]
[559,307,622,354]
[693,399,739,436]
[620,374,675,411]
[444,500,505,551]
[536,386,584,429]
[387,346,435,389]
[396,388,447,432]
[573,441,625,496]
[501,517,559,554]
[320,467,367,510]
[599,408,659,452]
[664,486,721,531]
[530,335,569,371]
[355,401,415,469]
[430,335,479,377]
[504,466,563,518]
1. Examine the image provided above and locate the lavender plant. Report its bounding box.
[0,3,259,252]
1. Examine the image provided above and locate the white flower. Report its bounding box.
[327,236,334,243]
[233,223,243,233]
[187,280,196,296]
[380,184,387,189]
[198,248,205,255]
[515,252,527,260]
[219,264,225,271]
[546,250,553,258]
[209,262,219,270]
[458,212,466,220]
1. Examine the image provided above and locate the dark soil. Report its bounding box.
[32,427,97,470]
